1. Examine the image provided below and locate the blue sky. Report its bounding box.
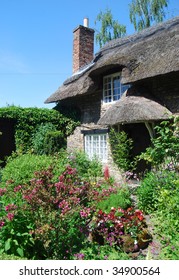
[0,0,178,109]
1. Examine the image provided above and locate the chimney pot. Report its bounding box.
[83,17,89,28]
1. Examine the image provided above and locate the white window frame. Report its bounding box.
[84,133,108,163]
[103,72,130,103]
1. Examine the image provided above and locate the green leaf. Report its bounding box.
[13,239,19,246]
[5,238,11,252]
[16,247,24,258]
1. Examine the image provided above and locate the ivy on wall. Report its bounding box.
[0,106,79,153]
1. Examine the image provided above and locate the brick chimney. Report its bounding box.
[73,18,94,74]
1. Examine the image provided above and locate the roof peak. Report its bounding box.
[97,16,179,54]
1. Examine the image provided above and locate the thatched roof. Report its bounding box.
[98,94,172,125]
[45,16,179,104]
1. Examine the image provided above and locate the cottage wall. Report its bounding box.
[151,72,179,114]
[63,70,179,180]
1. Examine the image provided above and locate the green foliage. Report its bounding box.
[138,117,179,170]
[0,252,27,260]
[0,106,79,154]
[32,123,57,155]
[0,164,118,259]
[109,128,133,171]
[129,0,169,31]
[0,153,55,187]
[74,243,130,260]
[150,179,179,260]
[97,187,132,211]
[32,123,66,155]
[137,170,179,214]
[44,131,66,155]
[68,151,103,180]
[95,8,126,47]
[0,150,153,260]
[137,169,179,259]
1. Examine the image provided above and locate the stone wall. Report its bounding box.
[151,71,179,113]
[64,70,179,180]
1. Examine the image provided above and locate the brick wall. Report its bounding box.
[73,25,94,74]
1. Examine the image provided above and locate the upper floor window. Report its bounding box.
[103,73,130,103]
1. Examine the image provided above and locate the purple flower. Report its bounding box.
[74,253,85,260]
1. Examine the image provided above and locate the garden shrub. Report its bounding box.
[32,123,57,155]
[44,131,66,155]
[138,117,179,171]
[0,165,117,259]
[0,151,102,189]
[0,106,79,154]
[109,128,133,171]
[68,151,103,180]
[150,184,179,260]
[0,162,149,259]
[97,187,132,211]
[137,170,178,214]
[0,153,54,187]
[32,123,66,155]
[136,117,179,259]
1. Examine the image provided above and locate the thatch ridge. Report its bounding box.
[45,16,179,104]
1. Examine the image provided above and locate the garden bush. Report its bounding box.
[44,131,66,155]
[0,161,149,259]
[32,123,66,155]
[68,151,103,180]
[137,171,179,259]
[138,117,179,171]
[97,187,132,211]
[0,106,79,154]
[0,153,55,187]
[0,165,116,259]
[137,170,178,214]
[109,128,133,171]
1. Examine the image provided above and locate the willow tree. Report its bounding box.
[95,8,126,48]
[129,0,169,31]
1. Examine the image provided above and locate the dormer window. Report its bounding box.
[103,73,130,103]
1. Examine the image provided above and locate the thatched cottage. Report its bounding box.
[45,16,179,173]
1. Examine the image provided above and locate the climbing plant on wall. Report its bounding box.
[0,106,79,154]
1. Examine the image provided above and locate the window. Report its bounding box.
[84,133,107,162]
[103,73,130,103]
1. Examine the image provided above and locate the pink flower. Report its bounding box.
[104,166,110,180]
[5,204,17,212]
[74,253,85,260]
[80,207,91,218]
[14,185,22,192]
[7,213,14,221]
[0,188,7,196]
[58,200,71,215]
[0,220,5,228]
